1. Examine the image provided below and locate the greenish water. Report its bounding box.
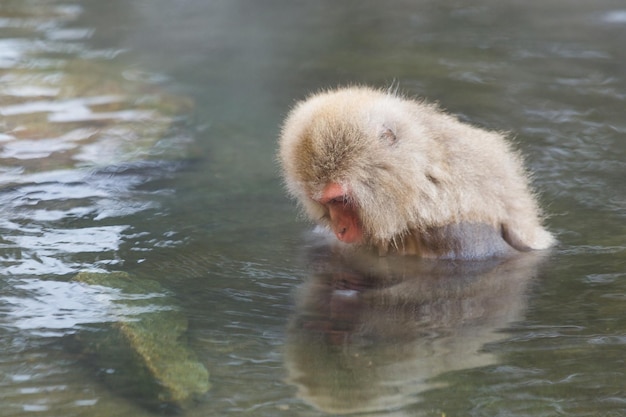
[1,0,624,416]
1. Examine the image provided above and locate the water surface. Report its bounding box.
[1,0,625,416]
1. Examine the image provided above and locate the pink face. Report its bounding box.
[315,182,364,244]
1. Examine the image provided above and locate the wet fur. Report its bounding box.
[279,86,555,259]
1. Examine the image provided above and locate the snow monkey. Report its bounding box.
[278,86,555,259]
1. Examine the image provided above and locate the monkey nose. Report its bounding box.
[320,182,345,204]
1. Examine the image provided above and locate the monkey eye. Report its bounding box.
[328,196,347,205]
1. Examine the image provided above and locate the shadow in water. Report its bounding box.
[286,246,548,415]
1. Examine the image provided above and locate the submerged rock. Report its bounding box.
[0,58,193,173]
[73,271,209,411]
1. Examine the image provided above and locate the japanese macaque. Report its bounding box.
[278,86,555,259]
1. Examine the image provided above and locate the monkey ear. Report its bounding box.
[379,126,397,146]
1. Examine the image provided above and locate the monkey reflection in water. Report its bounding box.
[279,86,554,413]
[285,247,547,415]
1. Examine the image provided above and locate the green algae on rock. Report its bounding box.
[73,271,209,410]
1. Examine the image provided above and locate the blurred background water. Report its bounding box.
[0,0,624,416]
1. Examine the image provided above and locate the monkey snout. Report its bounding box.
[329,212,362,244]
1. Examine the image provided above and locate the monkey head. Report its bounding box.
[279,87,433,249]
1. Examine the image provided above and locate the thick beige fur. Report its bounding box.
[279,86,554,258]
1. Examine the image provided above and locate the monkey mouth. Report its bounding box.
[331,218,363,244]
[317,182,364,244]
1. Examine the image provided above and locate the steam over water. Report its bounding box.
[0,1,624,416]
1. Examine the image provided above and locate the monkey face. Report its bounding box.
[315,182,363,244]
[291,123,404,247]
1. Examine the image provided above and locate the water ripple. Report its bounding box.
[1,277,173,336]
[0,2,192,277]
